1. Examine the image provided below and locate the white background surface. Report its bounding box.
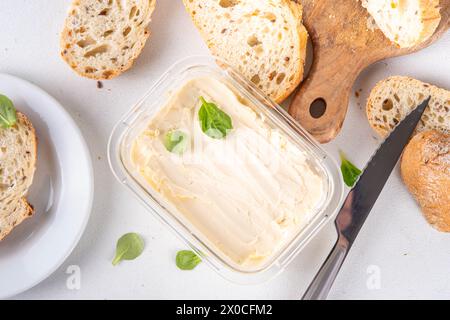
[1,0,449,300]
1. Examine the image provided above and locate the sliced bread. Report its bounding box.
[361,0,441,48]
[0,112,37,240]
[366,76,449,137]
[60,0,156,80]
[0,199,34,241]
[182,0,308,103]
[401,130,450,232]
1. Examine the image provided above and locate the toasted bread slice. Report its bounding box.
[401,130,450,232]
[366,76,449,137]
[182,0,308,103]
[60,0,156,80]
[361,0,441,48]
[0,112,37,241]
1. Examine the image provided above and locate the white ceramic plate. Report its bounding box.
[0,74,94,298]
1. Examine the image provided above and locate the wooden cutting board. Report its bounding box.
[289,0,450,143]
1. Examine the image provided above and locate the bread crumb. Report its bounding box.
[97,81,103,89]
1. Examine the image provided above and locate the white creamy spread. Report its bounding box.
[131,77,325,270]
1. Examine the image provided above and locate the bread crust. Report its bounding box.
[16,112,38,167]
[366,76,400,137]
[182,0,308,104]
[401,130,450,232]
[60,0,156,80]
[363,0,441,48]
[274,0,307,103]
[0,112,37,241]
[366,76,449,137]
[0,199,34,241]
[60,28,151,80]
[416,0,442,47]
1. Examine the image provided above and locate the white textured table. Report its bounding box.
[1,0,449,300]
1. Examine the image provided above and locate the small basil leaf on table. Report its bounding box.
[164,130,189,155]
[339,151,362,187]
[198,96,233,139]
[112,232,145,266]
[0,94,17,128]
[176,250,202,270]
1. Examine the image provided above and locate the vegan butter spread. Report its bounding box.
[130,77,325,270]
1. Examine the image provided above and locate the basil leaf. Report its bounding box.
[176,250,202,270]
[0,94,17,128]
[164,130,189,155]
[198,96,233,139]
[339,151,362,187]
[112,233,145,266]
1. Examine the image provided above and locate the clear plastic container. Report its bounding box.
[108,56,343,284]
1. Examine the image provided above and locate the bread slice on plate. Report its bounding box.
[60,0,156,80]
[361,0,441,48]
[0,112,37,240]
[182,0,308,103]
[401,130,450,232]
[366,76,449,138]
[0,199,34,241]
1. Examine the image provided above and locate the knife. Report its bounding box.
[302,97,431,300]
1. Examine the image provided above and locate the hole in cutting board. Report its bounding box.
[310,98,327,118]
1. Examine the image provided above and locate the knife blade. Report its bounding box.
[302,97,431,300]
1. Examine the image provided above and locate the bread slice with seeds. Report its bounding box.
[361,0,441,48]
[0,112,37,241]
[366,76,449,138]
[182,0,308,103]
[60,0,156,80]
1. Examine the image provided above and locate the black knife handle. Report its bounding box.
[301,237,349,300]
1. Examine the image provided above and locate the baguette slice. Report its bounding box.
[60,0,156,80]
[182,0,308,103]
[401,130,450,232]
[0,112,37,240]
[366,76,449,137]
[361,0,441,48]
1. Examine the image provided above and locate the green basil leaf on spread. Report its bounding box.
[198,96,233,139]
[164,130,189,155]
